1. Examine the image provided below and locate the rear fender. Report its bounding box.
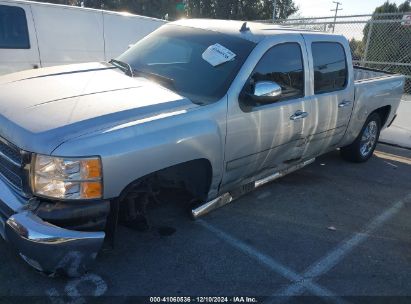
[340,76,404,147]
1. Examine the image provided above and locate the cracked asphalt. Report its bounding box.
[1,143,411,303]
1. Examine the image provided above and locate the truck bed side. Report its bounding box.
[340,67,405,147]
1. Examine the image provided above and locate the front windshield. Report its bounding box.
[116,24,256,104]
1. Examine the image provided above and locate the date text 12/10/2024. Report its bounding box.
[149,297,258,303]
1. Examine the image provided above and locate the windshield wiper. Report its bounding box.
[132,69,175,89]
[109,59,134,77]
[109,61,175,89]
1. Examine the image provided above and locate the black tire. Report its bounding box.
[340,113,381,163]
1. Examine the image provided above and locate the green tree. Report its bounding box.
[33,0,298,21]
[181,0,298,20]
[259,0,298,20]
[349,38,365,61]
[363,0,411,92]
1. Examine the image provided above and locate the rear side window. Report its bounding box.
[0,5,30,49]
[312,42,347,94]
[251,43,305,101]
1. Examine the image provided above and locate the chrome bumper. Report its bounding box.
[0,178,105,277]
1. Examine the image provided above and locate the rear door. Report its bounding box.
[302,35,354,157]
[0,2,40,75]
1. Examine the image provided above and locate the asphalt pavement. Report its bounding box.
[0,144,411,304]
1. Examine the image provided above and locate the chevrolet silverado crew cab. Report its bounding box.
[0,19,405,276]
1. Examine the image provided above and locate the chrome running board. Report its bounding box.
[191,158,315,219]
[254,158,315,187]
[191,193,233,219]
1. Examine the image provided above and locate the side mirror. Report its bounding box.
[252,81,282,103]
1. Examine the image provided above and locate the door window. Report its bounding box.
[248,43,305,102]
[312,42,347,94]
[0,5,30,49]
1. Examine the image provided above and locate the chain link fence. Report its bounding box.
[256,13,411,94]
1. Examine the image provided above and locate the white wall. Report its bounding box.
[103,12,166,60]
[31,4,105,67]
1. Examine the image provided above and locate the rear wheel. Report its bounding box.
[340,113,381,163]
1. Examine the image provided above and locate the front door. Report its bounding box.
[222,37,313,191]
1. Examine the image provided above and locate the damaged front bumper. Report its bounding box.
[5,212,105,277]
[0,177,106,277]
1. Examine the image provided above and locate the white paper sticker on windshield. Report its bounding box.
[202,43,236,67]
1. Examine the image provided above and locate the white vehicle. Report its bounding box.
[0,0,165,75]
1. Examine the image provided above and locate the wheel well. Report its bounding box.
[372,105,391,127]
[104,159,213,238]
[152,158,213,201]
[119,159,213,202]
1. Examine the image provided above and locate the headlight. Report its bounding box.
[32,154,102,200]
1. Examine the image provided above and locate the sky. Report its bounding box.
[293,0,408,17]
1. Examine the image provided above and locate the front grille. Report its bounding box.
[0,139,22,166]
[0,137,24,191]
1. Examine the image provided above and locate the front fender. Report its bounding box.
[52,101,227,200]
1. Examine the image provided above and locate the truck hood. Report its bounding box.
[0,62,198,154]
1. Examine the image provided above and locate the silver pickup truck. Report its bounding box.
[0,19,405,276]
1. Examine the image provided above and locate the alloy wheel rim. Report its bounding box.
[360,120,378,158]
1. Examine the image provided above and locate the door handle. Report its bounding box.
[290,110,309,121]
[339,100,353,108]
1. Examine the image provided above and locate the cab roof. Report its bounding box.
[172,19,338,43]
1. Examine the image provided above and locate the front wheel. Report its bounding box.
[340,113,381,163]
